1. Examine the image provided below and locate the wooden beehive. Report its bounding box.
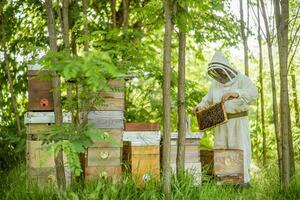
[196,102,227,131]
[25,112,72,185]
[28,64,54,111]
[214,149,244,184]
[200,148,214,175]
[123,130,161,186]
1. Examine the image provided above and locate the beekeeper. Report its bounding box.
[193,51,258,185]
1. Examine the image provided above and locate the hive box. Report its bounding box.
[25,112,72,185]
[95,92,125,111]
[28,64,54,111]
[123,131,161,185]
[214,149,244,184]
[169,132,203,184]
[87,111,124,129]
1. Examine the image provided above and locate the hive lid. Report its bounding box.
[88,111,124,119]
[170,132,204,139]
[128,140,161,146]
[28,64,43,71]
[24,112,72,124]
[123,131,161,143]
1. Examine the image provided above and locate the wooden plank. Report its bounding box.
[91,129,123,148]
[123,131,161,143]
[27,167,57,184]
[24,112,72,124]
[87,147,121,166]
[215,174,244,185]
[95,98,125,111]
[28,90,54,111]
[130,146,160,155]
[124,122,160,131]
[107,79,124,89]
[99,92,124,98]
[214,149,243,175]
[88,111,124,129]
[171,139,199,146]
[27,140,55,168]
[85,166,122,180]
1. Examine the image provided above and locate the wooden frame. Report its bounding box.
[196,102,228,131]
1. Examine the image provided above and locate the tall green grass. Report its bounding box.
[1,163,299,200]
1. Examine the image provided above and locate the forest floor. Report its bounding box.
[1,163,299,200]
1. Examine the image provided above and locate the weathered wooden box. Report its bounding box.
[214,149,244,184]
[196,103,227,131]
[95,92,124,111]
[28,64,54,111]
[125,122,160,131]
[25,112,72,135]
[200,148,214,175]
[123,131,161,185]
[91,129,123,148]
[85,147,122,180]
[87,111,124,129]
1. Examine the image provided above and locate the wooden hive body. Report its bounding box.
[196,103,227,131]
[169,132,203,184]
[25,112,72,185]
[123,128,161,186]
[28,65,54,111]
[214,149,244,184]
[85,79,125,180]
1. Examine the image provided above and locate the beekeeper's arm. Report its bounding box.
[197,82,214,109]
[225,75,258,113]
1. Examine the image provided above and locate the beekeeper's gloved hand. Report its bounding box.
[221,92,239,103]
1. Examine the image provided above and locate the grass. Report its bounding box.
[1,163,299,200]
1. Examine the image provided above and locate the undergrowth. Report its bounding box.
[1,163,299,200]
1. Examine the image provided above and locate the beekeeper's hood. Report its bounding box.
[207,51,238,84]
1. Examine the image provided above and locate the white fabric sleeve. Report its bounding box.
[197,84,214,108]
[225,75,258,113]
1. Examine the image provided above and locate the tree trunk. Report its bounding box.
[122,0,129,33]
[176,30,186,173]
[62,0,69,49]
[260,0,282,179]
[162,0,173,198]
[291,66,300,127]
[239,0,249,76]
[2,44,22,136]
[82,0,89,51]
[257,0,266,165]
[110,0,117,28]
[45,0,66,191]
[274,0,291,189]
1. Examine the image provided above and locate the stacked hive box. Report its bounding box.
[26,64,71,184]
[25,112,72,184]
[123,122,161,186]
[85,79,124,180]
[170,132,203,183]
[214,149,244,184]
[200,149,214,175]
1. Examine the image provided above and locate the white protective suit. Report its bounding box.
[197,52,258,183]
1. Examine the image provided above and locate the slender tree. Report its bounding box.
[274,0,292,189]
[110,0,117,28]
[176,3,187,173]
[82,0,89,51]
[162,0,173,198]
[260,0,282,178]
[257,0,266,165]
[45,0,66,190]
[240,0,249,76]
[122,0,129,33]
